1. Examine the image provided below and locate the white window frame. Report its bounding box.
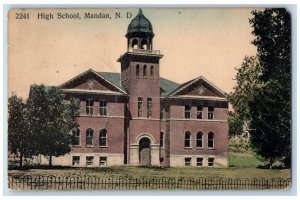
[86,99,94,116]
[100,100,108,116]
[72,156,80,166]
[99,129,107,147]
[184,157,192,166]
[99,156,107,166]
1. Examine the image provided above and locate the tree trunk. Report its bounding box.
[49,156,52,166]
[19,153,23,168]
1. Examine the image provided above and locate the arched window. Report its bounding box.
[160,131,164,148]
[86,128,94,146]
[99,129,107,147]
[143,65,147,77]
[72,127,80,146]
[208,132,214,148]
[136,65,140,77]
[150,66,154,77]
[196,132,203,148]
[132,39,138,49]
[184,131,191,147]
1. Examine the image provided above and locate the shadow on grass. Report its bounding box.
[8,164,74,171]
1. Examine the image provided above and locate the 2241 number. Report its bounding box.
[15,13,29,19]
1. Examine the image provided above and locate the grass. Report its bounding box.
[8,139,291,180]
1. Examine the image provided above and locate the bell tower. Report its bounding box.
[118,9,163,166]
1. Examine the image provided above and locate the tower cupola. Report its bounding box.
[126,9,154,51]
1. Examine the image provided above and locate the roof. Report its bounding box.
[169,76,226,97]
[126,9,154,38]
[97,72,180,96]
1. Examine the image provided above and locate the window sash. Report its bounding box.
[86,100,94,115]
[184,133,191,147]
[196,158,203,166]
[100,101,108,116]
[99,137,107,146]
[196,136,203,148]
[184,158,191,166]
[185,105,191,119]
[138,97,143,117]
[208,158,214,166]
[72,156,80,166]
[147,98,152,118]
[86,157,94,166]
[99,157,107,166]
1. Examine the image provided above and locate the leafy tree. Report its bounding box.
[8,95,36,167]
[27,84,80,166]
[229,8,291,168]
[248,8,291,168]
[228,111,244,138]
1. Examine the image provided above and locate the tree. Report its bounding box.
[229,8,291,168]
[248,8,291,168]
[8,95,35,167]
[228,111,244,138]
[27,84,80,166]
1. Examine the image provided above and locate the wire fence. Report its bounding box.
[8,174,291,190]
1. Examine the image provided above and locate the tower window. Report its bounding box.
[100,100,108,116]
[150,66,154,77]
[185,105,191,119]
[138,97,143,117]
[86,99,94,116]
[147,97,152,118]
[197,105,203,119]
[160,131,164,148]
[208,106,214,119]
[184,131,191,148]
[143,65,147,77]
[136,65,140,77]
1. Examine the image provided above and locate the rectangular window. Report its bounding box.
[86,99,94,116]
[138,97,143,117]
[185,105,191,119]
[86,156,94,166]
[196,157,203,166]
[72,156,80,166]
[184,157,191,166]
[100,100,108,116]
[208,106,214,119]
[99,157,107,166]
[208,157,214,167]
[160,158,164,163]
[197,105,203,119]
[147,97,152,118]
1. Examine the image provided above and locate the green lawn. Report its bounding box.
[8,140,291,180]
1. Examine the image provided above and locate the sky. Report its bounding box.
[8,8,257,99]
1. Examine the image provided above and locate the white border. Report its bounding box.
[1,0,298,199]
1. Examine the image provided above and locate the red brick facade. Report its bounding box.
[56,9,229,167]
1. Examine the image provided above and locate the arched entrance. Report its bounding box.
[139,137,151,166]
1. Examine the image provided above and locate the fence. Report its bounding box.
[8,175,291,190]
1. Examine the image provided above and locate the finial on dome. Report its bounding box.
[139,8,143,14]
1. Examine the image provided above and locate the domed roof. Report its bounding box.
[126,9,154,38]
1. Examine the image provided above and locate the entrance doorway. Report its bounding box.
[139,137,151,166]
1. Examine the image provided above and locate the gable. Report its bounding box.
[59,70,125,93]
[170,77,225,98]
